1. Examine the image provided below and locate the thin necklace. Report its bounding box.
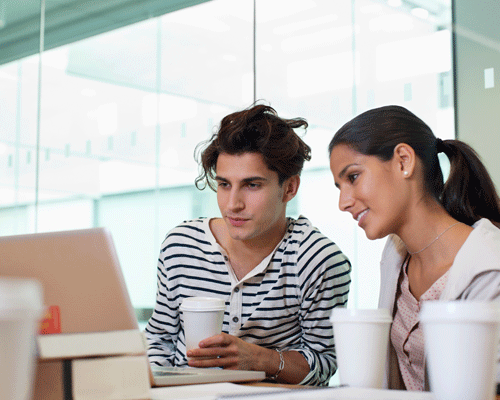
[407,222,460,255]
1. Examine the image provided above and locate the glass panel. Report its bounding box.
[256,0,355,134]
[30,0,253,310]
[33,18,159,309]
[0,0,454,318]
[454,0,500,190]
[255,0,362,309]
[157,0,254,188]
[0,0,41,235]
[349,0,453,308]
[0,0,41,64]
[256,0,453,309]
[0,0,212,65]
[354,0,453,135]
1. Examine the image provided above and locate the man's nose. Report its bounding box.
[228,189,244,210]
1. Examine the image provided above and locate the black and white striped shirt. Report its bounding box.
[145,215,351,386]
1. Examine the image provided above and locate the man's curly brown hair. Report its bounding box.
[195,104,311,191]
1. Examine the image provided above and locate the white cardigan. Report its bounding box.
[378,218,500,389]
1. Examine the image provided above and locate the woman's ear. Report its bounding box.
[283,175,300,202]
[393,143,416,178]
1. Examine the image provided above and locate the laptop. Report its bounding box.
[0,227,265,386]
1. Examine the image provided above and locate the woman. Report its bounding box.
[328,105,500,391]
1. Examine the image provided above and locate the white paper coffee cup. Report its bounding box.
[180,297,225,353]
[420,301,500,400]
[0,277,43,400]
[330,308,392,388]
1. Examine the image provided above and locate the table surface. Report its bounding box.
[246,382,500,399]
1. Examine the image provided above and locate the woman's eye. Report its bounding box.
[348,174,358,183]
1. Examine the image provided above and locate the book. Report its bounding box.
[72,355,151,399]
[33,360,65,400]
[34,355,151,400]
[37,329,146,360]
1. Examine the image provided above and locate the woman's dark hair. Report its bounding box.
[195,104,311,191]
[328,105,500,226]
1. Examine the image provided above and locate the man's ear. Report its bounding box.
[283,175,300,202]
[393,143,416,178]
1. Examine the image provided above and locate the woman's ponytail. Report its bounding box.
[440,139,500,225]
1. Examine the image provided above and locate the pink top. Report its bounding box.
[390,260,449,391]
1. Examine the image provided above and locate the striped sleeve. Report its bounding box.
[144,219,233,367]
[292,217,351,386]
[144,251,180,366]
[144,219,227,366]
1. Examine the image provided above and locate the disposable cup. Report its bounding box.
[0,277,43,400]
[330,308,392,388]
[180,297,225,353]
[420,301,500,400]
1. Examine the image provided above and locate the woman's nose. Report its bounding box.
[338,188,354,212]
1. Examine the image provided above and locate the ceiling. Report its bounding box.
[0,0,211,65]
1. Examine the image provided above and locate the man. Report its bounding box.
[145,104,351,386]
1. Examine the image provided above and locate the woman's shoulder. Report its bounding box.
[471,218,500,245]
[473,217,500,230]
[443,219,500,299]
[453,218,500,270]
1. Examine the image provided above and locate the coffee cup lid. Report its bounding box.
[180,297,226,312]
[330,308,393,323]
[0,277,43,318]
[420,301,500,323]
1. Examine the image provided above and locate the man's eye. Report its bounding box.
[218,182,229,188]
[248,183,260,189]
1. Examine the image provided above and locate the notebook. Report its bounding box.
[0,227,265,386]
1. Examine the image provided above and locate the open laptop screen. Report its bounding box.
[0,227,138,334]
[0,227,265,386]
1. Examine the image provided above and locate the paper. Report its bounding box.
[218,386,436,400]
[150,382,283,400]
[150,383,437,400]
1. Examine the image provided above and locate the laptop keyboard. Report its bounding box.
[152,366,203,376]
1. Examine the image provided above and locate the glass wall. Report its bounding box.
[0,0,453,319]
[255,0,453,308]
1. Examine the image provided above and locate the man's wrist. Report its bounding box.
[269,349,285,380]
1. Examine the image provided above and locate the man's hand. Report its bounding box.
[185,333,310,384]
[186,332,265,371]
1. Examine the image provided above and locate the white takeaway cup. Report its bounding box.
[330,308,392,388]
[180,297,226,353]
[420,301,500,400]
[0,277,43,400]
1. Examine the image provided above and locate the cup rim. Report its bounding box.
[0,277,43,312]
[179,296,226,312]
[330,307,393,323]
[0,307,42,319]
[420,300,500,323]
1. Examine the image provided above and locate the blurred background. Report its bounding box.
[1,0,497,332]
